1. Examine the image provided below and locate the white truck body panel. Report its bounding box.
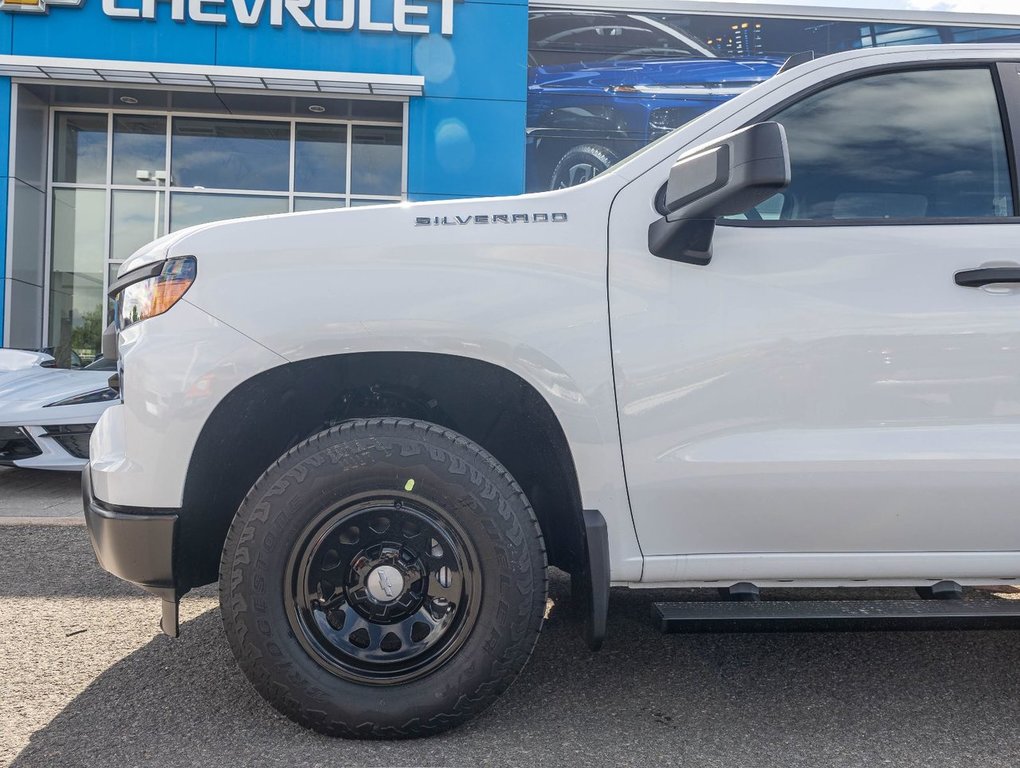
[111,184,646,580]
[92,44,1020,587]
[89,300,286,505]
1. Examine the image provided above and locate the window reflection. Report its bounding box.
[112,115,167,185]
[53,113,107,184]
[351,125,402,196]
[296,123,348,194]
[856,24,943,47]
[48,189,105,362]
[172,118,290,191]
[294,197,346,212]
[170,192,288,231]
[111,190,164,261]
[351,199,394,207]
[749,68,1013,221]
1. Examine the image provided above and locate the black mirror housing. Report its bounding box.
[649,122,791,264]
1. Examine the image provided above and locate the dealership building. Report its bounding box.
[0,0,1017,361]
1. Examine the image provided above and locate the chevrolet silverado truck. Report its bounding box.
[87,44,1020,738]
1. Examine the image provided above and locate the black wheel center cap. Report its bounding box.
[347,544,425,622]
[367,565,405,602]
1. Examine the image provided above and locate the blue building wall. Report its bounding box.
[0,0,529,341]
[5,0,529,197]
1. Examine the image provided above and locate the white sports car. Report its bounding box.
[0,349,118,471]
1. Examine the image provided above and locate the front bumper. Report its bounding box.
[82,465,181,635]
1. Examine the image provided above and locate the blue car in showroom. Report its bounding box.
[525,11,783,190]
[527,54,783,189]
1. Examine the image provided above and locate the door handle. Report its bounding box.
[955,267,1020,287]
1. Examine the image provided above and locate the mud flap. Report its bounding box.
[572,509,610,651]
[161,598,179,637]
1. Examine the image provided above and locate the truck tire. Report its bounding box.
[219,417,548,738]
[550,144,618,189]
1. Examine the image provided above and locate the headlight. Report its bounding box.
[45,388,120,407]
[117,256,197,331]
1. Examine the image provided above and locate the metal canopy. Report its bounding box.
[0,54,424,96]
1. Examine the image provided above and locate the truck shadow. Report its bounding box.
[11,571,1020,767]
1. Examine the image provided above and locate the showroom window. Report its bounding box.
[46,108,405,362]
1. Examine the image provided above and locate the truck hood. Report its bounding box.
[153,181,625,359]
[529,57,783,90]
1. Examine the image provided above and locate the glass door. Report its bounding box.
[47,112,110,368]
[48,112,169,366]
[109,114,169,277]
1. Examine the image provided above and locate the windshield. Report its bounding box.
[529,12,713,65]
[83,357,117,372]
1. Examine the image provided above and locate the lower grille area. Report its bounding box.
[0,426,42,463]
[40,424,95,460]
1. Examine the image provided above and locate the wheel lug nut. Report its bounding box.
[431,597,452,616]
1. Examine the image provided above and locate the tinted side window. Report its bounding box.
[745,68,1014,222]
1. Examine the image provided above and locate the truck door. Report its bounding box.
[609,63,1020,561]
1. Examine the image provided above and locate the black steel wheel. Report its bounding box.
[220,418,548,738]
[285,494,482,685]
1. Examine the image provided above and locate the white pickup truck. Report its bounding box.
[85,44,1020,738]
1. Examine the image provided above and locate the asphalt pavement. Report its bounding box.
[0,466,82,520]
[3,467,1020,767]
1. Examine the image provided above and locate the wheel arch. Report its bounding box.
[177,352,594,602]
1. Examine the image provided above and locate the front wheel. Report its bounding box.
[219,418,547,738]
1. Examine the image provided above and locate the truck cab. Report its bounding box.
[85,44,1020,738]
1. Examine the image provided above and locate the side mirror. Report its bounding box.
[648,122,791,265]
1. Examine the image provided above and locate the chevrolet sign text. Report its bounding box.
[102,0,460,34]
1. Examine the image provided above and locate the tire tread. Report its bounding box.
[219,417,547,739]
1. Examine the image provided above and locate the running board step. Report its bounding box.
[653,599,1020,633]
